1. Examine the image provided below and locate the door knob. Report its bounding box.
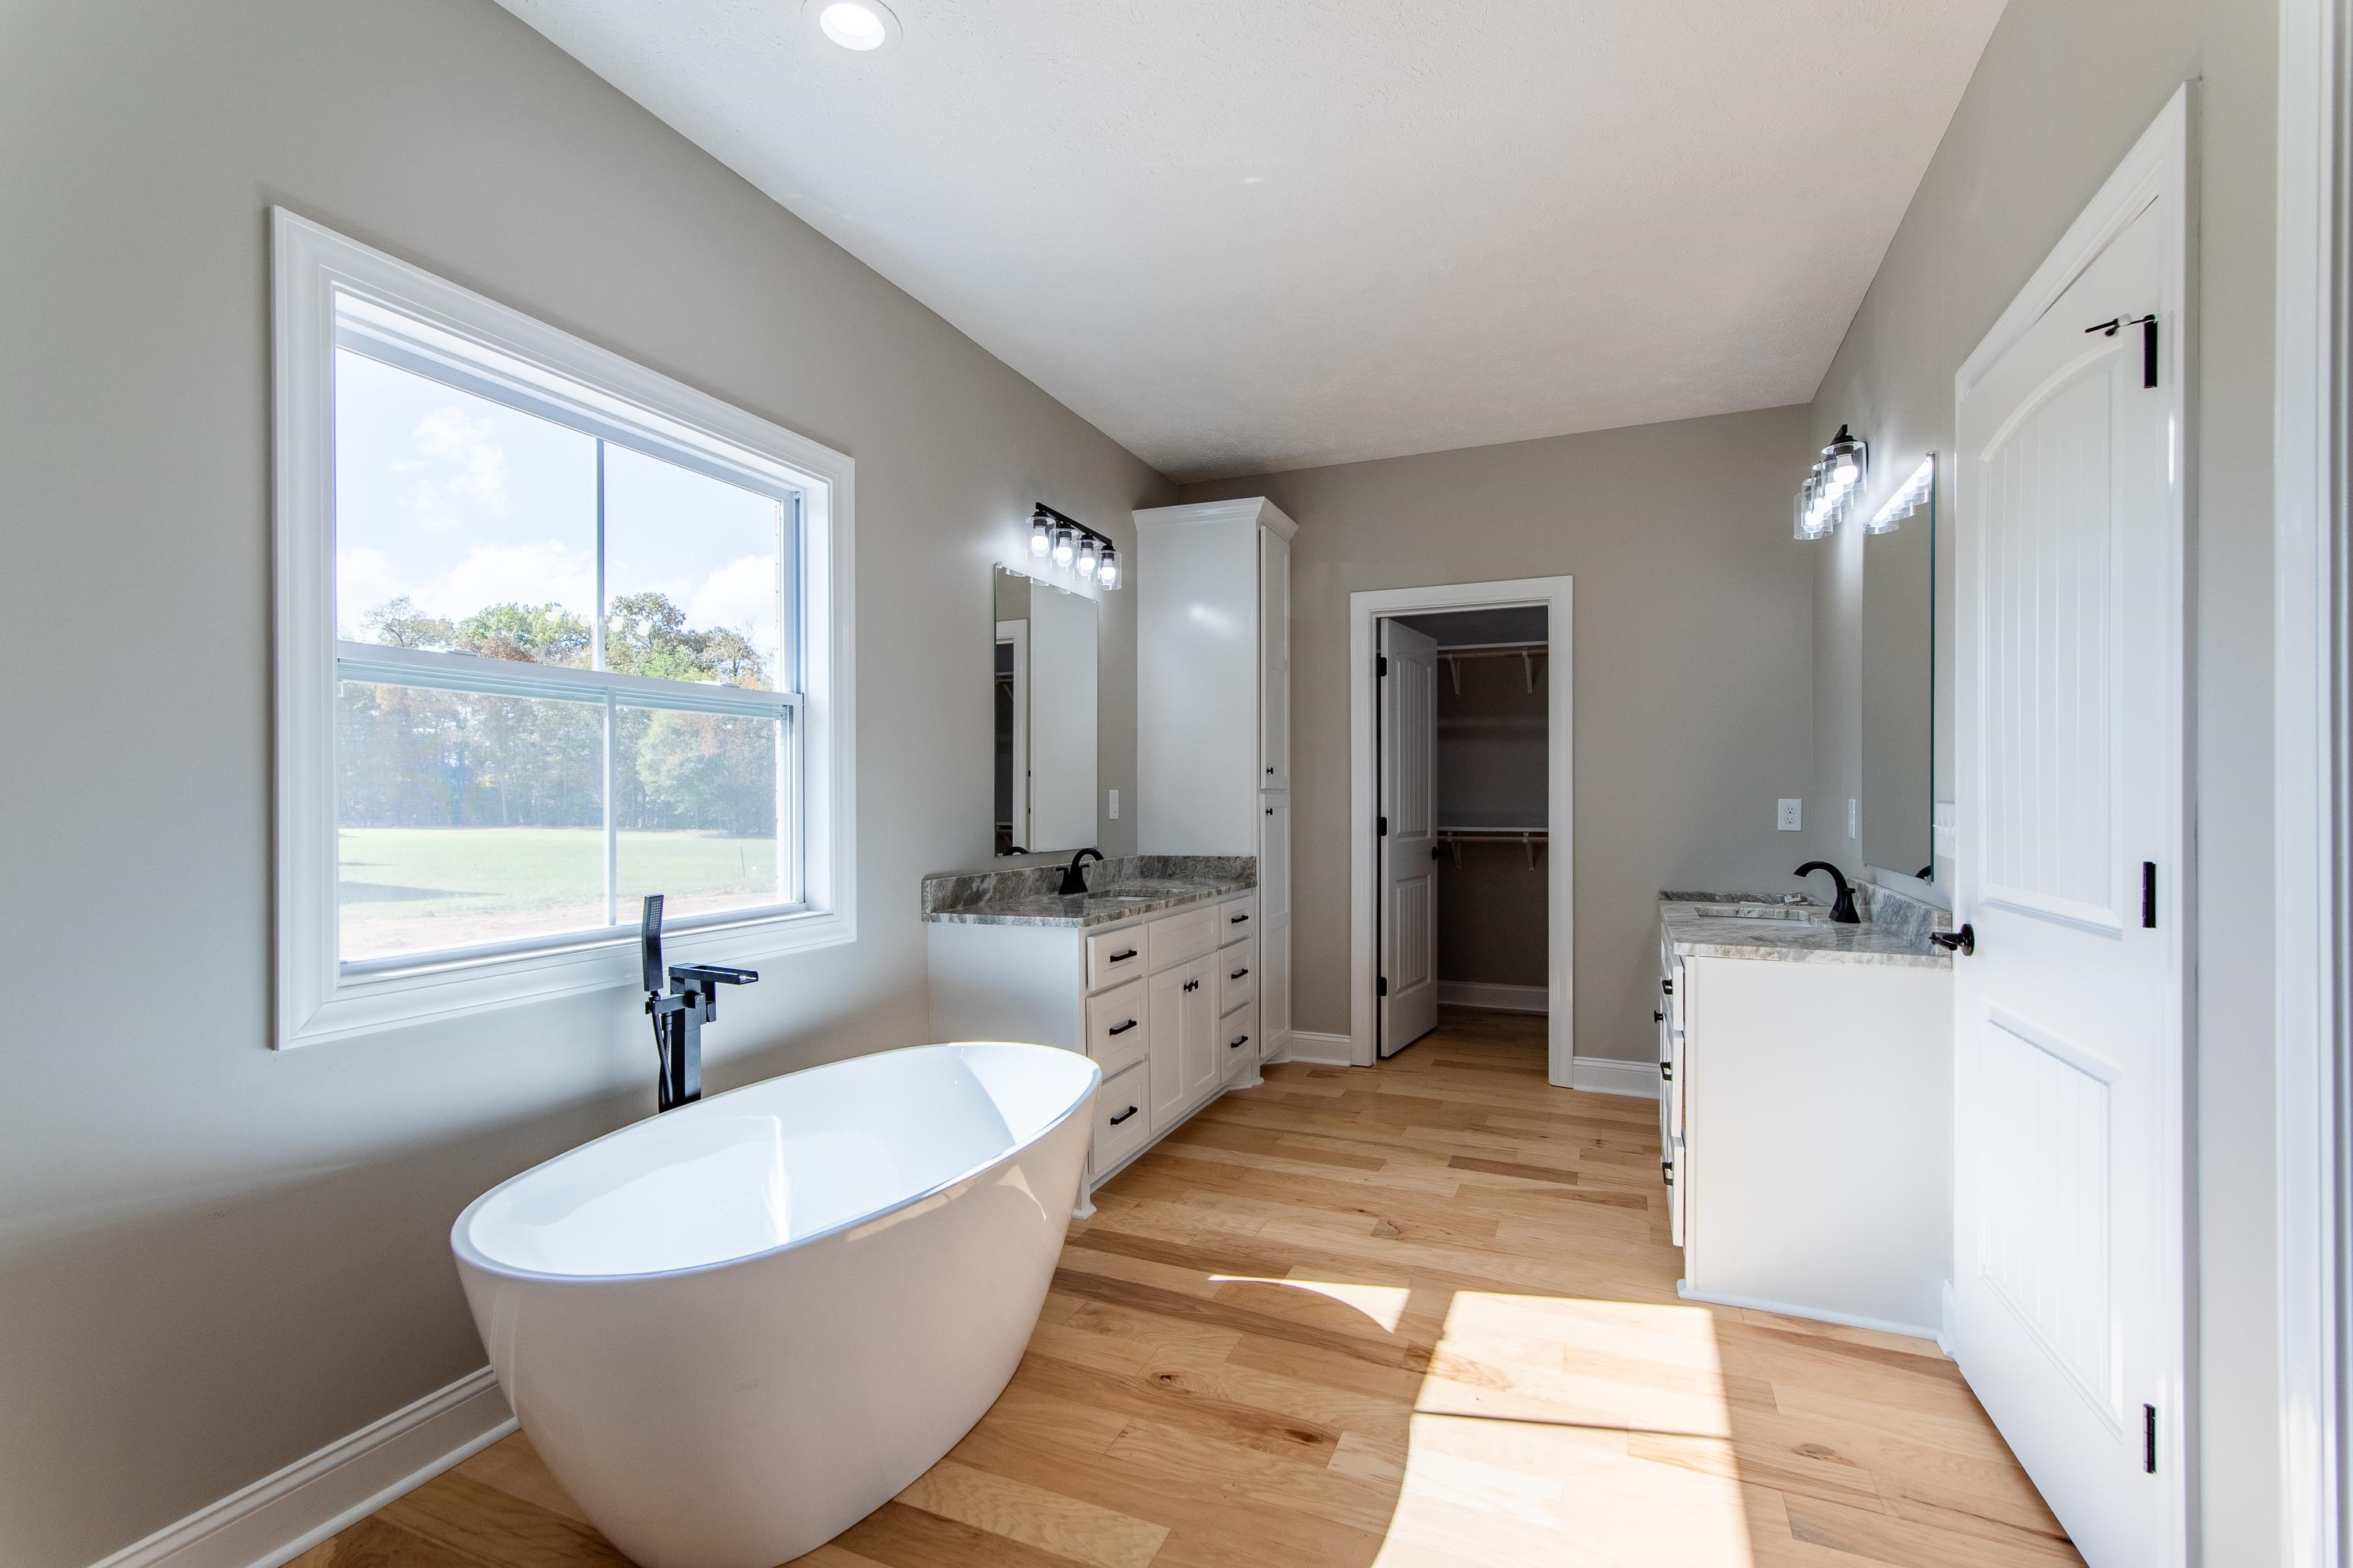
[1930,923,1976,956]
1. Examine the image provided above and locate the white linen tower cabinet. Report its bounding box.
[1133,498,1295,1061]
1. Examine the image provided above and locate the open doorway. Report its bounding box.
[1351,577,1574,1082]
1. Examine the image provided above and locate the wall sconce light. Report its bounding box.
[1029,504,1123,591]
[1794,424,1868,539]
[1867,453,1935,534]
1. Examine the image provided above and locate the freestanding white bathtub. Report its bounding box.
[450,1042,1098,1568]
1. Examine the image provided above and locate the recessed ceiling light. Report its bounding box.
[807,0,900,52]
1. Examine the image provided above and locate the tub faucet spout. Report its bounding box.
[641,894,759,1111]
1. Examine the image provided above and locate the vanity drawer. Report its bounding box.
[1217,936,1258,1016]
[1217,893,1258,942]
[1147,904,1220,972]
[1086,926,1149,991]
[1220,1002,1259,1082]
[1086,978,1149,1078]
[1094,1060,1150,1172]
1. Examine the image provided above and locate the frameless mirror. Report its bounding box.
[1859,460,1936,880]
[994,566,1098,856]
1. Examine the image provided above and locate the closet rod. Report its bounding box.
[1433,826,1548,871]
[1437,642,1546,694]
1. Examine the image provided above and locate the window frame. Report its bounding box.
[272,208,856,1048]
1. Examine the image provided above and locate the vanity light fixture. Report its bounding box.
[1794,424,1869,539]
[1867,453,1936,534]
[1029,504,1123,591]
[807,0,901,52]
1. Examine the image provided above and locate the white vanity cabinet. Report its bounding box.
[930,889,1260,1206]
[1134,497,1295,1060]
[1659,925,1952,1338]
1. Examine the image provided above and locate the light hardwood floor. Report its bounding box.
[297,1008,2079,1567]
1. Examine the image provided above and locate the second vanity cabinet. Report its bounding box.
[931,887,1259,1206]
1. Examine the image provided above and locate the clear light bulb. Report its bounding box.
[1075,536,1100,578]
[1051,526,1075,566]
[1096,548,1120,590]
[1029,517,1051,556]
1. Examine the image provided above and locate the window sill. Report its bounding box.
[279,906,853,1049]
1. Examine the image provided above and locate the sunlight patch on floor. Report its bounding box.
[1360,1291,1756,1568]
[1211,1274,1414,1331]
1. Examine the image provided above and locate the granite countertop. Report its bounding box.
[1659,889,1952,970]
[924,854,1255,928]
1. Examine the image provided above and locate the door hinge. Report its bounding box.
[1378,654,1389,677]
[1378,815,1388,836]
[1378,976,1389,997]
[2142,861,2158,929]
[2086,314,2158,388]
[2144,1403,2158,1473]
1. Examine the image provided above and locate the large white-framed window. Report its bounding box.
[271,209,854,1048]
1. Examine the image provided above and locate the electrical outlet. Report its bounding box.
[1777,799,1803,832]
[1848,799,1859,839]
[1108,788,1120,820]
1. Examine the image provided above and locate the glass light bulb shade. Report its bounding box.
[1075,536,1100,574]
[1096,553,1120,589]
[1051,526,1075,565]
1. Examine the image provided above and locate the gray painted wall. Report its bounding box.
[0,2,1169,1563]
[1793,0,2281,1556]
[1182,406,1819,1061]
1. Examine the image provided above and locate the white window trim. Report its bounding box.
[271,208,855,1049]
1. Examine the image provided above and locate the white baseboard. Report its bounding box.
[1676,1279,1942,1344]
[1437,981,1548,1013]
[89,1368,515,1568]
[1568,1054,1660,1099]
[1280,1030,1355,1065]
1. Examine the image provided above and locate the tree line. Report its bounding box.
[339,593,778,836]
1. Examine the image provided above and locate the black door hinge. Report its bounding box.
[2086,314,2159,388]
[1378,815,1388,836]
[1378,655,1389,677]
[2144,1403,2158,1473]
[2142,862,2158,929]
[1378,976,1389,997]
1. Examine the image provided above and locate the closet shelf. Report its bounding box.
[1433,825,1548,870]
[1437,640,1547,694]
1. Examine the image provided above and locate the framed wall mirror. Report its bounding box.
[994,565,1098,856]
[1859,456,1937,881]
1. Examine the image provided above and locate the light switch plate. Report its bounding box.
[1777,799,1803,831]
[1108,788,1120,820]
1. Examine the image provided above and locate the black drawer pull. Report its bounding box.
[1107,1018,1138,1036]
[1229,912,1250,924]
[1109,1105,1138,1126]
[1229,967,1250,980]
[1661,1159,1674,1186]
[1660,1061,1673,1082]
[1109,948,1138,962]
[1229,1034,1250,1050]
[1653,1010,1664,1023]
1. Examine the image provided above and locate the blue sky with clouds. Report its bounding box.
[333,349,783,675]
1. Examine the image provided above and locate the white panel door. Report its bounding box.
[1379,620,1439,1055]
[1145,962,1189,1133]
[1180,957,1219,1104]
[1258,526,1291,789]
[1952,158,2184,1565]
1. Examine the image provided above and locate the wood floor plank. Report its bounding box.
[301,1010,2077,1567]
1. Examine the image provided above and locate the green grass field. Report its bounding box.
[338,826,779,959]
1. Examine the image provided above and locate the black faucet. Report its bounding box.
[1794,861,1862,924]
[1058,847,1105,896]
[640,894,759,1112]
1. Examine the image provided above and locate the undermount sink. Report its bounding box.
[1688,903,1831,923]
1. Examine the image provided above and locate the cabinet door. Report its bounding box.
[1258,527,1291,789]
[1146,964,1189,1132]
[1182,957,1220,1103]
[1258,792,1291,1053]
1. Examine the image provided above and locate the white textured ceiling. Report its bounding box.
[497,0,2004,482]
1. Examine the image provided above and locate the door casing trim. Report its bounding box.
[1347,576,1575,1082]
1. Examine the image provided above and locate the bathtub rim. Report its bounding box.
[449,1040,1099,1286]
